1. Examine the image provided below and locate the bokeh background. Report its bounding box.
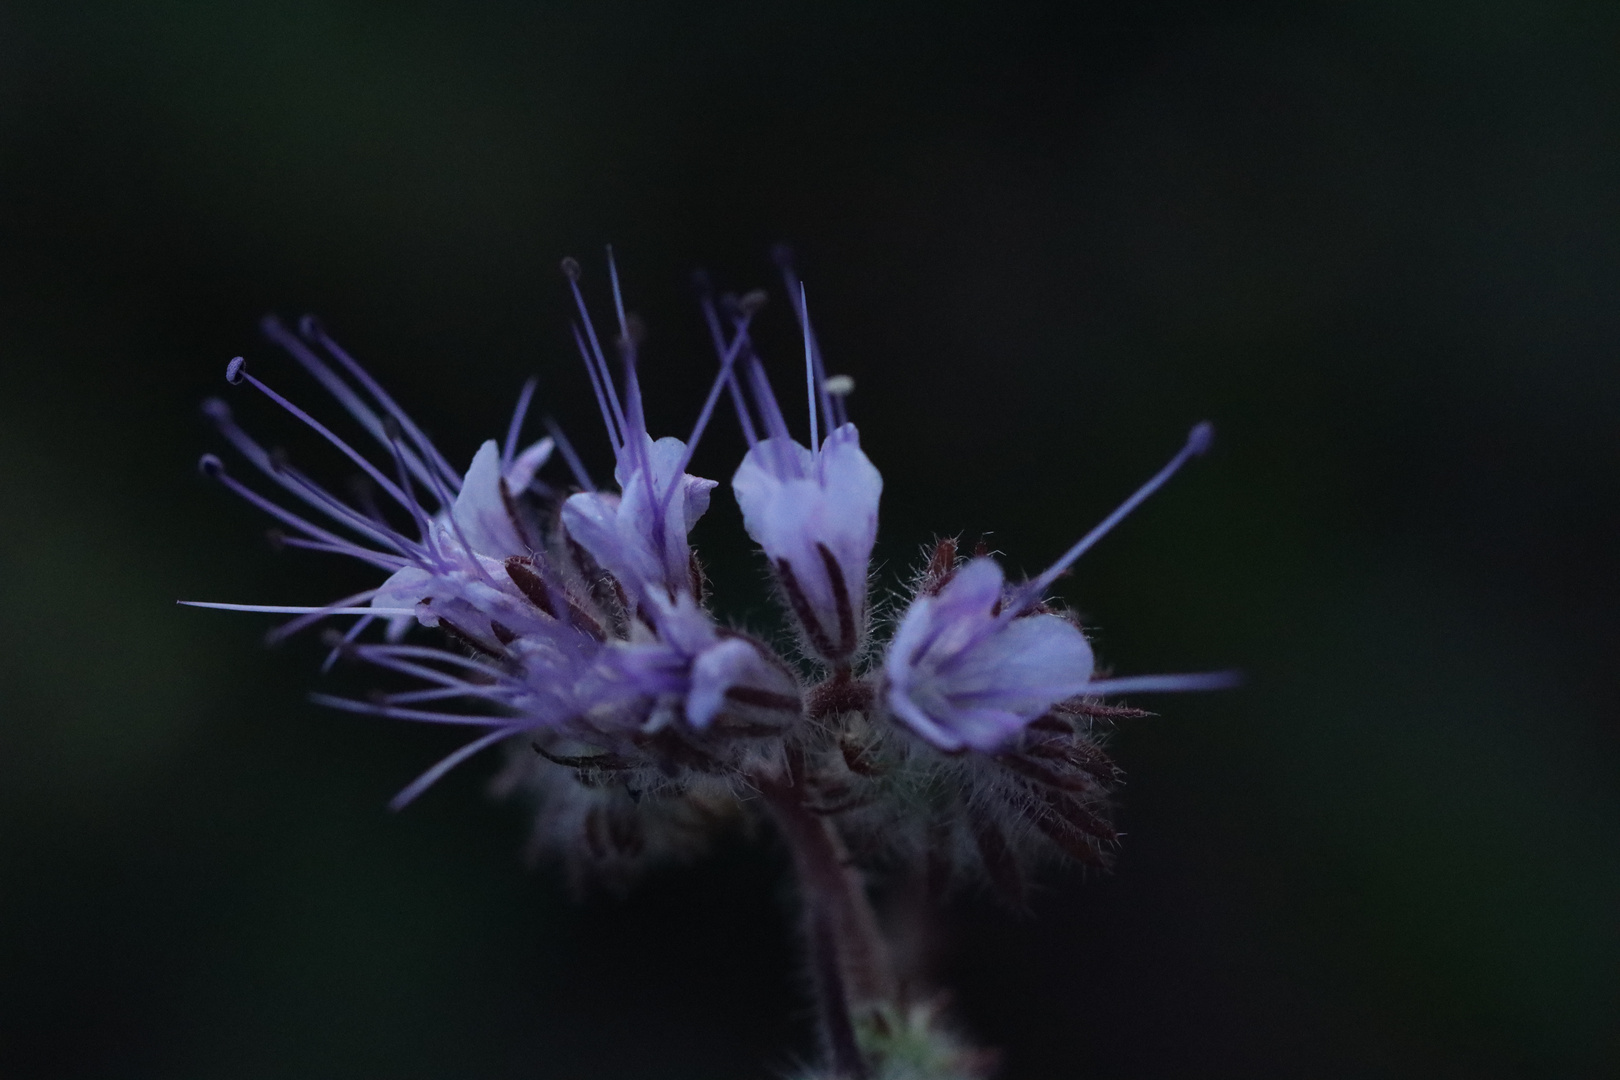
[2,1,1617,1076]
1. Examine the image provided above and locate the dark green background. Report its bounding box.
[2,1,1616,1076]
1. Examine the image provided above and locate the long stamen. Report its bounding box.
[382,684,510,706]
[265,588,380,644]
[310,694,513,727]
[348,642,505,669]
[544,417,596,492]
[320,614,374,673]
[179,601,418,616]
[387,725,521,810]
[274,461,417,556]
[619,337,656,486]
[603,250,661,520]
[295,317,463,492]
[1010,422,1214,617]
[607,246,632,355]
[1078,671,1243,696]
[199,454,397,559]
[572,323,622,452]
[503,377,539,469]
[262,317,445,500]
[357,657,498,691]
[658,302,759,519]
[607,253,652,468]
[346,643,509,680]
[776,249,835,441]
[747,358,800,478]
[699,290,761,447]
[273,535,407,572]
[801,283,820,457]
[562,258,630,453]
[204,399,416,555]
[226,357,418,513]
[379,423,444,564]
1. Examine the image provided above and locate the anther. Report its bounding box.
[198,453,225,478]
[1187,421,1215,456]
[560,256,581,281]
[823,374,854,396]
[225,356,248,385]
[770,243,796,270]
[265,528,287,551]
[297,314,324,340]
[738,289,768,316]
[268,446,291,474]
[201,398,232,423]
[619,312,646,346]
[381,413,403,442]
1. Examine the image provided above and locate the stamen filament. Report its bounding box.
[179,602,419,616]
[310,693,513,727]
[659,307,758,519]
[297,317,464,491]
[565,273,630,453]
[1077,671,1243,696]
[320,614,374,673]
[388,725,521,810]
[778,258,836,442]
[544,417,596,492]
[234,364,417,513]
[1010,422,1214,617]
[572,323,622,452]
[502,376,539,469]
[263,317,446,499]
[801,283,820,458]
[265,588,381,644]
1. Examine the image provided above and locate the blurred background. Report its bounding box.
[2,1,1617,1076]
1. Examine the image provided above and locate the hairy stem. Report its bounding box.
[760,775,896,1078]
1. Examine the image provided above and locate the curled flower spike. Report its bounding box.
[883,423,1240,752]
[186,251,1239,1080]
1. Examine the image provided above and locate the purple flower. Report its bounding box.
[883,557,1095,751]
[186,252,1245,1080]
[555,256,745,604]
[188,315,642,806]
[184,259,790,809]
[711,281,882,665]
[186,253,1234,828]
[603,592,801,731]
[883,423,1240,752]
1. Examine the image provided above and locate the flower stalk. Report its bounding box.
[759,767,895,1078]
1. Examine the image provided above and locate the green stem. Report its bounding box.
[760,775,895,1077]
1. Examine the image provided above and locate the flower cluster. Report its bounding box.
[189,254,1234,895]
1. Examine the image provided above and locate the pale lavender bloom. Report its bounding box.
[187,315,649,805]
[884,558,1096,751]
[185,262,777,809]
[557,256,745,605]
[371,436,554,640]
[712,281,882,665]
[603,592,801,731]
[883,423,1240,752]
